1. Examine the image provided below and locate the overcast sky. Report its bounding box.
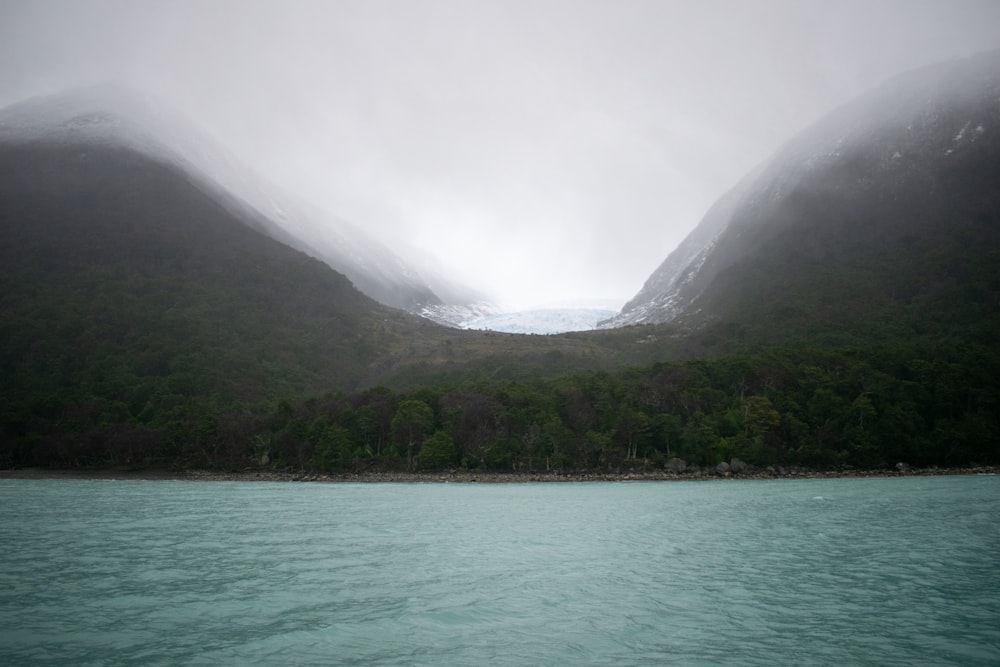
[2,0,999,309]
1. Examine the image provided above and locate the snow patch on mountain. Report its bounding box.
[465,307,618,335]
[419,302,502,328]
[422,300,618,334]
[598,164,759,329]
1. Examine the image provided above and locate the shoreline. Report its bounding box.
[1,466,996,483]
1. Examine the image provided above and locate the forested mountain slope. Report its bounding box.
[0,84,483,313]
[605,50,1000,350]
[0,141,432,399]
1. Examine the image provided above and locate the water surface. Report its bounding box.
[1,476,997,665]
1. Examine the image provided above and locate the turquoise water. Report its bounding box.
[1,476,998,666]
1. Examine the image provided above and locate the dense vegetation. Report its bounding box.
[4,340,996,472]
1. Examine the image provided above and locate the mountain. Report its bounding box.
[3,64,997,472]
[603,50,1000,346]
[0,124,694,469]
[0,84,482,314]
[0,94,694,468]
[0,137,446,401]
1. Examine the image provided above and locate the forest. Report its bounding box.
[5,338,996,473]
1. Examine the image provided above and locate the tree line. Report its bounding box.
[4,340,997,472]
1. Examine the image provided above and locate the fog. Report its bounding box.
[2,0,999,309]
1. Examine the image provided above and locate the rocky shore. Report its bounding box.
[2,465,996,483]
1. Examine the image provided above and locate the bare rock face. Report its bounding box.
[716,461,731,476]
[730,458,751,474]
[665,457,687,474]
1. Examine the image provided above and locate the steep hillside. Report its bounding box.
[0,84,481,313]
[0,140,441,405]
[604,50,1000,347]
[0,135,696,466]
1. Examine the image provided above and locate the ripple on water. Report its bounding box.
[0,477,998,666]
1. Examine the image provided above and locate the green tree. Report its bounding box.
[742,395,781,439]
[417,430,457,470]
[391,399,434,470]
[315,424,353,471]
[615,409,650,461]
[541,414,572,470]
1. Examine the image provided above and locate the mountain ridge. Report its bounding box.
[604,49,1000,337]
[0,83,485,314]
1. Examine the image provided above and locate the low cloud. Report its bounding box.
[2,0,999,306]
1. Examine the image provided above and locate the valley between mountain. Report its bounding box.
[2,51,998,474]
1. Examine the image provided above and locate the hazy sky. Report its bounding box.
[2,0,999,308]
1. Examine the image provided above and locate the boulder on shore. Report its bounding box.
[665,458,687,474]
[730,458,750,474]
